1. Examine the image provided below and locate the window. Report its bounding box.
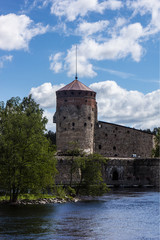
[72,122,75,127]
[99,124,102,128]
[99,145,101,150]
[84,122,87,127]
[63,116,66,120]
[113,146,116,150]
[88,116,91,120]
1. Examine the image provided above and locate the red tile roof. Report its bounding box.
[57,79,94,92]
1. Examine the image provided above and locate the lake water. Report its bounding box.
[0,189,159,240]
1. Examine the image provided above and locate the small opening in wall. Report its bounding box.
[84,122,87,127]
[88,116,91,120]
[115,127,118,130]
[72,122,75,126]
[112,170,118,180]
[99,124,102,128]
[91,123,93,127]
[79,92,81,95]
[91,92,92,96]
[71,92,74,95]
[64,128,67,131]
[63,116,66,120]
[105,133,108,137]
[72,128,75,130]
[99,145,101,150]
[64,99,67,102]
[85,100,87,102]
[127,130,130,133]
[115,134,117,137]
[113,146,116,150]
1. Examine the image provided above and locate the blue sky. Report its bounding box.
[0,0,159,131]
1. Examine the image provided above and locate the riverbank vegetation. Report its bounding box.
[0,96,108,204]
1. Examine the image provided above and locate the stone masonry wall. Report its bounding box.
[55,157,160,188]
[56,90,97,154]
[94,121,154,158]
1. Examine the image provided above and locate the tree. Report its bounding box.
[152,127,160,157]
[0,95,57,202]
[45,130,56,146]
[75,154,108,195]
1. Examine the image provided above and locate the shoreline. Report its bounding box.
[0,197,80,205]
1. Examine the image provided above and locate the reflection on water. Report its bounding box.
[0,189,159,240]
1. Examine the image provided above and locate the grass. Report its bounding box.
[0,186,73,202]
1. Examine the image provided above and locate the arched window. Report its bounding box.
[112,170,118,180]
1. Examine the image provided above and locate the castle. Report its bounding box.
[53,78,154,158]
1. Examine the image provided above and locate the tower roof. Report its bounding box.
[57,79,95,92]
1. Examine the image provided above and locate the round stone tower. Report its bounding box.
[54,79,97,154]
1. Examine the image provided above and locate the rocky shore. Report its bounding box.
[0,197,79,205]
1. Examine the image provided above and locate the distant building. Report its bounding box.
[54,79,155,157]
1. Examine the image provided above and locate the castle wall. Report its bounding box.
[55,90,97,154]
[104,158,160,188]
[94,121,154,158]
[55,157,160,188]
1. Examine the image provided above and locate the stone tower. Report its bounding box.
[54,78,97,154]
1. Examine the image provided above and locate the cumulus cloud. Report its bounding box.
[29,81,160,130]
[0,13,48,51]
[49,52,64,73]
[43,110,56,132]
[47,0,123,21]
[30,82,64,108]
[90,81,160,130]
[64,23,144,77]
[127,0,160,34]
[76,20,109,36]
[0,55,13,68]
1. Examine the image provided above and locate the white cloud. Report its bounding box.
[76,20,109,36]
[43,110,56,132]
[95,67,135,79]
[29,81,160,131]
[90,81,160,130]
[0,55,13,68]
[64,23,144,77]
[30,82,65,108]
[49,52,64,73]
[47,0,123,21]
[0,13,49,51]
[127,0,160,34]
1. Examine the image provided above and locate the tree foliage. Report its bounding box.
[152,127,160,157]
[74,154,108,195]
[0,95,57,202]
